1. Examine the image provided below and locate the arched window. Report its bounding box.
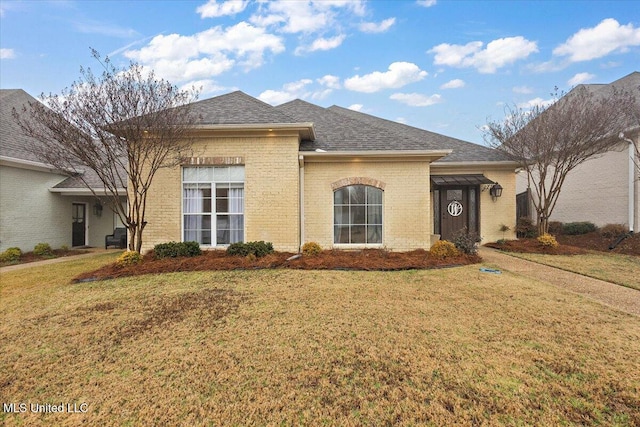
[334,185,383,244]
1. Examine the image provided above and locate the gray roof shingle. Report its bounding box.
[0,89,47,163]
[189,90,301,125]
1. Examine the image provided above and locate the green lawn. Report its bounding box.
[507,251,640,290]
[1,254,639,426]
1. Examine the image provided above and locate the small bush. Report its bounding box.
[452,228,481,255]
[154,241,202,259]
[516,217,536,238]
[116,251,143,267]
[537,233,559,248]
[429,240,460,258]
[227,241,274,258]
[562,221,597,235]
[33,242,53,257]
[60,244,69,252]
[548,221,564,235]
[302,242,322,256]
[0,247,22,263]
[599,223,628,238]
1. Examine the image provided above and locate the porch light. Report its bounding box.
[489,183,503,199]
[93,202,103,217]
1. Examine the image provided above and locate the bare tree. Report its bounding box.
[13,50,199,252]
[484,85,636,236]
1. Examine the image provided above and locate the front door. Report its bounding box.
[438,187,478,241]
[72,203,86,247]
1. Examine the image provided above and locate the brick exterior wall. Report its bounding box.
[303,159,433,251]
[141,133,301,253]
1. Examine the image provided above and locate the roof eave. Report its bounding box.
[300,149,452,162]
[193,122,316,141]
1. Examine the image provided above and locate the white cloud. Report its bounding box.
[359,18,396,33]
[518,97,553,109]
[179,79,228,96]
[416,0,437,7]
[348,104,363,111]
[395,117,408,124]
[390,92,442,107]
[250,1,365,34]
[296,34,346,55]
[125,22,284,83]
[73,19,138,38]
[0,48,15,59]
[258,79,316,105]
[317,74,341,89]
[440,79,465,89]
[344,62,427,93]
[513,86,533,94]
[553,18,640,62]
[197,0,248,18]
[568,72,595,86]
[429,36,538,73]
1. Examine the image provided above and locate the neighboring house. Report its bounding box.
[516,72,640,231]
[142,91,517,253]
[0,89,126,252]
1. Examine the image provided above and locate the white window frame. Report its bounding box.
[182,166,245,247]
[333,184,384,247]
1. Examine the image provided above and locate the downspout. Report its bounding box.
[610,133,636,249]
[298,154,305,253]
[619,133,635,233]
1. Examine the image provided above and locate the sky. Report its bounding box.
[1,0,639,146]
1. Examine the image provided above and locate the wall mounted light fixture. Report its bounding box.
[489,183,503,199]
[93,202,103,217]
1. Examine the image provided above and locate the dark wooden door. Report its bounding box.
[72,203,86,247]
[440,187,469,241]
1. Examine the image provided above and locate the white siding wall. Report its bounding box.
[0,165,70,252]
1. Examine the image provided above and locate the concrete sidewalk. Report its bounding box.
[0,248,120,273]
[478,247,640,317]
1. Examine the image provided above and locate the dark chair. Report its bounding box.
[105,228,127,249]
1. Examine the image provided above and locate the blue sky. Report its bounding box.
[1,0,639,145]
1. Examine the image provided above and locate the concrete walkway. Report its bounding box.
[0,248,119,273]
[478,247,640,317]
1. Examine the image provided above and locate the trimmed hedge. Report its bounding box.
[153,241,202,259]
[562,222,597,235]
[0,247,22,263]
[33,243,53,257]
[227,241,274,258]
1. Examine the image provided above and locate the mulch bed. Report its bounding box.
[0,249,91,268]
[485,232,640,256]
[73,249,481,282]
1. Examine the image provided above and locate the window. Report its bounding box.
[334,185,383,244]
[183,166,244,246]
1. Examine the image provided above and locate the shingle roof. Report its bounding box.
[189,90,302,125]
[272,98,511,162]
[0,89,46,163]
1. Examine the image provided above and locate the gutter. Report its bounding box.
[298,155,305,253]
[619,132,636,233]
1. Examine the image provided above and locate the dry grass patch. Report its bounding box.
[1,257,639,426]
[508,251,640,290]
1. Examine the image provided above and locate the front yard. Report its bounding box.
[1,253,639,426]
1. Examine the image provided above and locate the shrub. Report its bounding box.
[429,240,460,258]
[116,251,143,267]
[516,217,536,238]
[562,221,597,235]
[33,242,53,257]
[452,228,481,255]
[302,242,322,256]
[0,247,22,263]
[548,221,564,235]
[60,244,69,252]
[599,223,628,238]
[537,233,559,248]
[227,241,274,258]
[154,241,202,259]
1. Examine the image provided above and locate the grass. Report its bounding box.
[507,251,640,290]
[1,254,640,426]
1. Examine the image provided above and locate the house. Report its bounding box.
[0,89,126,252]
[141,91,517,253]
[516,72,640,231]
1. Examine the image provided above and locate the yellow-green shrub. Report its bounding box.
[0,247,22,263]
[429,240,460,258]
[537,233,559,248]
[302,242,322,256]
[115,251,143,267]
[33,242,53,257]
